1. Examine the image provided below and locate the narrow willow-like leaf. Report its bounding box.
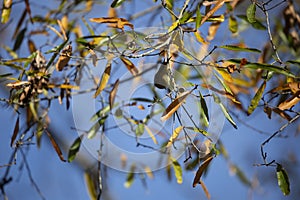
[13,28,27,51]
[193,156,214,187]
[213,95,237,129]
[144,125,158,144]
[124,165,135,188]
[236,15,266,30]
[199,91,209,126]
[109,79,120,110]
[200,180,211,199]
[276,164,290,196]
[185,127,209,136]
[166,126,183,147]
[90,17,134,30]
[161,90,192,121]
[45,129,66,162]
[90,105,111,122]
[111,0,125,8]
[220,45,261,53]
[84,172,97,200]
[46,40,69,69]
[227,59,296,78]
[1,0,12,24]
[87,116,107,139]
[135,123,144,137]
[94,62,111,98]
[229,163,251,186]
[195,6,202,29]
[247,81,266,115]
[171,157,183,184]
[10,116,19,147]
[229,15,238,33]
[120,57,138,76]
[68,135,84,162]
[246,3,256,24]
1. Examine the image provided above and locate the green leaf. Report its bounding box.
[68,135,84,162]
[247,81,266,115]
[135,123,144,137]
[179,11,193,24]
[1,0,12,24]
[287,60,300,67]
[87,116,108,139]
[220,45,261,53]
[227,59,296,78]
[124,165,135,188]
[229,163,251,186]
[171,157,183,184]
[213,95,237,129]
[90,105,111,122]
[199,91,209,126]
[229,15,238,33]
[246,3,256,23]
[195,6,202,29]
[185,127,209,136]
[236,15,266,30]
[276,164,290,196]
[111,0,125,8]
[13,28,27,51]
[0,73,12,78]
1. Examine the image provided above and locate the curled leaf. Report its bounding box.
[94,62,111,98]
[68,135,84,162]
[166,126,183,147]
[56,44,72,71]
[120,56,138,76]
[109,79,120,110]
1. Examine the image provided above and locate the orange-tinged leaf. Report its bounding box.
[144,125,158,144]
[28,39,37,53]
[200,180,211,199]
[48,84,79,90]
[94,62,111,98]
[166,126,183,147]
[161,90,193,121]
[201,0,225,25]
[288,82,300,94]
[11,116,19,147]
[193,156,214,187]
[56,44,72,71]
[45,129,66,162]
[109,79,120,110]
[120,56,138,76]
[144,166,154,179]
[278,92,300,110]
[89,17,134,30]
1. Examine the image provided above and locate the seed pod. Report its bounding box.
[154,63,171,90]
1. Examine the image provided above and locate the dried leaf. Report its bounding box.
[200,180,211,199]
[193,156,214,187]
[10,116,20,147]
[94,62,111,98]
[89,49,98,67]
[68,135,84,162]
[13,28,27,51]
[120,56,138,76]
[166,126,183,147]
[12,9,26,39]
[247,81,266,115]
[278,92,300,110]
[171,157,183,184]
[28,39,37,53]
[56,44,72,71]
[161,90,192,121]
[201,0,225,25]
[109,79,120,110]
[24,0,33,23]
[144,125,158,145]
[276,163,290,196]
[45,129,66,162]
[90,17,134,30]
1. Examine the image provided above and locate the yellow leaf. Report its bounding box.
[90,17,134,30]
[170,157,183,184]
[84,172,97,200]
[201,0,225,25]
[1,0,12,24]
[161,90,193,121]
[48,84,79,90]
[144,166,154,179]
[194,30,207,44]
[166,126,183,147]
[278,92,300,110]
[94,62,111,98]
[120,56,138,76]
[144,125,158,145]
[109,79,120,110]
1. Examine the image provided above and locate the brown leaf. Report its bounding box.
[120,56,138,76]
[10,116,19,147]
[56,44,72,71]
[109,79,120,110]
[200,180,211,199]
[161,90,193,121]
[45,129,66,162]
[278,92,300,110]
[201,0,225,25]
[89,17,134,30]
[193,156,214,187]
[28,39,36,53]
[24,0,33,23]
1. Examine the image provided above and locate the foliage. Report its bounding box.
[0,0,300,199]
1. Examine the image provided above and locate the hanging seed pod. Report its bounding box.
[56,44,72,71]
